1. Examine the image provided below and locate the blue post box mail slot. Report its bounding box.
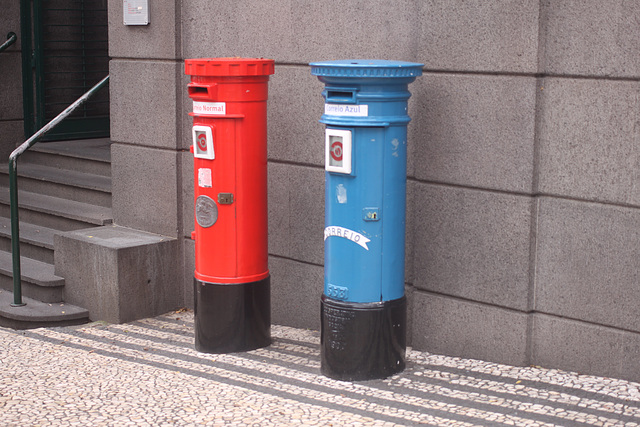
[310,59,423,381]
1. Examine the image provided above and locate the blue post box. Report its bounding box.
[310,59,423,380]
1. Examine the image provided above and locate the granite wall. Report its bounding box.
[107,0,640,382]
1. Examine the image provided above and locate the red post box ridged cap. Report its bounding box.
[185,58,275,77]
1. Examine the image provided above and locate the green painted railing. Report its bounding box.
[0,32,17,53]
[9,75,109,307]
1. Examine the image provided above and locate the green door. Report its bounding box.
[23,0,109,140]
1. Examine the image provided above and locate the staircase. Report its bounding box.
[0,138,112,328]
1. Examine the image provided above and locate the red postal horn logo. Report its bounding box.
[330,140,343,162]
[197,132,208,152]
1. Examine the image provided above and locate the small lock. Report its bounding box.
[218,193,234,205]
[363,207,380,222]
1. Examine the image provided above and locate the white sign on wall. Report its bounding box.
[123,0,149,26]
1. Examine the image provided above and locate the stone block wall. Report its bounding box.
[106,0,640,382]
[531,0,640,381]
[108,0,187,305]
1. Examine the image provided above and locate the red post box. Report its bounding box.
[185,57,275,353]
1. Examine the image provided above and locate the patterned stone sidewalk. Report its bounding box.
[1,310,639,426]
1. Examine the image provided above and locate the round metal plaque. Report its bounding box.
[195,195,218,228]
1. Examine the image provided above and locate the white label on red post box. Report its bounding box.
[325,129,352,174]
[193,125,215,159]
[193,101,226,116]
[198,168,212,188]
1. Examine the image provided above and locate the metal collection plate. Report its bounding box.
[195,195,218,228]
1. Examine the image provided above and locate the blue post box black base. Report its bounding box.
[194,276,270,353]
[321,295,406,381]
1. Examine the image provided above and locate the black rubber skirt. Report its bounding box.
[194,276,270,353]
[321,295,406,381]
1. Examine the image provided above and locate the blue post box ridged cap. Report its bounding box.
[310,59,423,78]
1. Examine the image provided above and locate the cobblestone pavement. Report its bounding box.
[1,310,639,426]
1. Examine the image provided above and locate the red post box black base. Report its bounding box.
[194,277,270,353]
[320,295,406,381]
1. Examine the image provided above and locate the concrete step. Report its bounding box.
[0,186,113,231]
[0,163,111,207]
[21,138,111,177]
[0,291,89,329]
[0,217,56,264]
[0,250,64,303]
[0,139,111,329]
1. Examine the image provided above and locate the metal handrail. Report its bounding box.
[0,32,17,53]
[9,75,109,306]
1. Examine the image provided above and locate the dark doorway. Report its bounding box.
[23,0,109,140]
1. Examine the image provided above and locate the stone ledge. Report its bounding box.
[54,225,181,324]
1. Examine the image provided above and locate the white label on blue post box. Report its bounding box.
[325,129,352,174]
[193,101,226,116]
[193,125,215,159]
[324,226,371,250]
[324,104,368,117]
